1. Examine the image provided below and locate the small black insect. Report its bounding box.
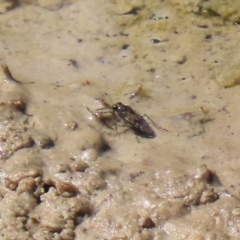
[111,102,156,138]
[88,97,167,138]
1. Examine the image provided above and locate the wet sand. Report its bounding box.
[1,0,240,239]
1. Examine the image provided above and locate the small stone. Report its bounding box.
[141,217,155,229]
[70,160,89,172]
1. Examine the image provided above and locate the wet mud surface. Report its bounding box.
[1,0,240,239]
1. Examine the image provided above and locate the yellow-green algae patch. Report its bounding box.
[201,0,240,22]
[215,64,240,88]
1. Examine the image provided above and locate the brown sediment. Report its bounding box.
[1,0,240,239]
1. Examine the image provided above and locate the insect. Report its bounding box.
[110,102,156,138]
[88,95,167,138]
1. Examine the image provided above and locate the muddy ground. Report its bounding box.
[1,0,240,239]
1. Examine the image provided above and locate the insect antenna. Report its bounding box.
[142,114,168,132]
[93,93,113,112]
[95,107,112,113]
[104,92,114,105]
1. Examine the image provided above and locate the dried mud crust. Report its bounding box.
[0,141,238,240]
[0,131,212,240]
[0,108,33,160]
[74,163,219,239]
[0,65,55,160]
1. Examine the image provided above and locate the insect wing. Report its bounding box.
[131,114,156,138]
[91,100,157,139]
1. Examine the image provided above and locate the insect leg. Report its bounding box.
[142,114,168,132]
[95,107,112,113]
[86,107,99,118]
[87,107,112,118]
[88,107,121,134]
[113,120,119,136]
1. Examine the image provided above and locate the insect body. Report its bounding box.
[88,98,167,139]
[111,102,156,138]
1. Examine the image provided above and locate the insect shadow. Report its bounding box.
[88,93,167,139]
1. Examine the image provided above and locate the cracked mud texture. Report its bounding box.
[1,0,240,239]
